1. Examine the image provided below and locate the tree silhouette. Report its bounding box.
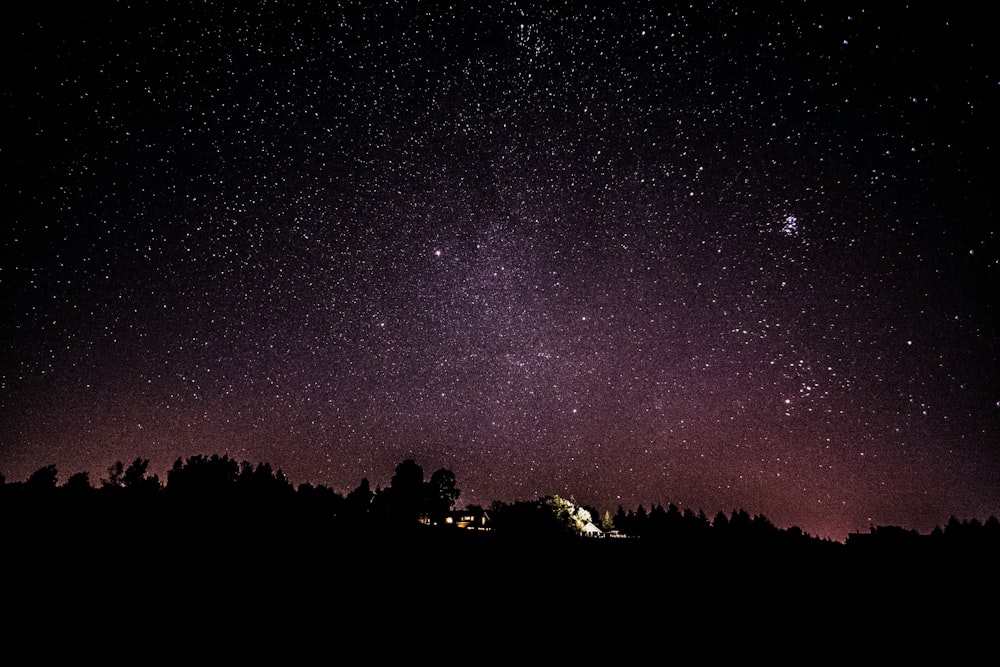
[729,508,752,537]
[102,460,125,489]
[296,481,345,529]
[64,471,92,493]
[345,477,374,524]
[489,495,591,538]
[426,468,460,524]
[646,503,668,538]
[613,506,628,532]
[25,464,58,493]
[166,454,240,497]
[377,459,426,526]
[122,458,161,495]
[237,461,294,500]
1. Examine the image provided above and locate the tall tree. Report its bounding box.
[613,506,628,532]
[386,459,425,525]
[426,468,460,524]
[345,477,374,520]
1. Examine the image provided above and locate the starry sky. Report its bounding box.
[2,1,997,541]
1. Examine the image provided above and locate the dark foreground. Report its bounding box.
[5,521,995,661]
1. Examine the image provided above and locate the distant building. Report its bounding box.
[581,522,604,537]
[421,508,492,531]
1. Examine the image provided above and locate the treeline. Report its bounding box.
[596,501,1000,559]
[0,455,461,541]
[2,455,998,559]
[845,516,1000,557]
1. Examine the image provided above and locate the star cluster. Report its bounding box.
[2,1,997,540]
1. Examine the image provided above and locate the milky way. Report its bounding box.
[2,1,997,540]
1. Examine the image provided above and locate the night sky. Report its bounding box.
[3,1,997,541]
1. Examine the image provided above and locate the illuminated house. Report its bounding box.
[422,508,491,530]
